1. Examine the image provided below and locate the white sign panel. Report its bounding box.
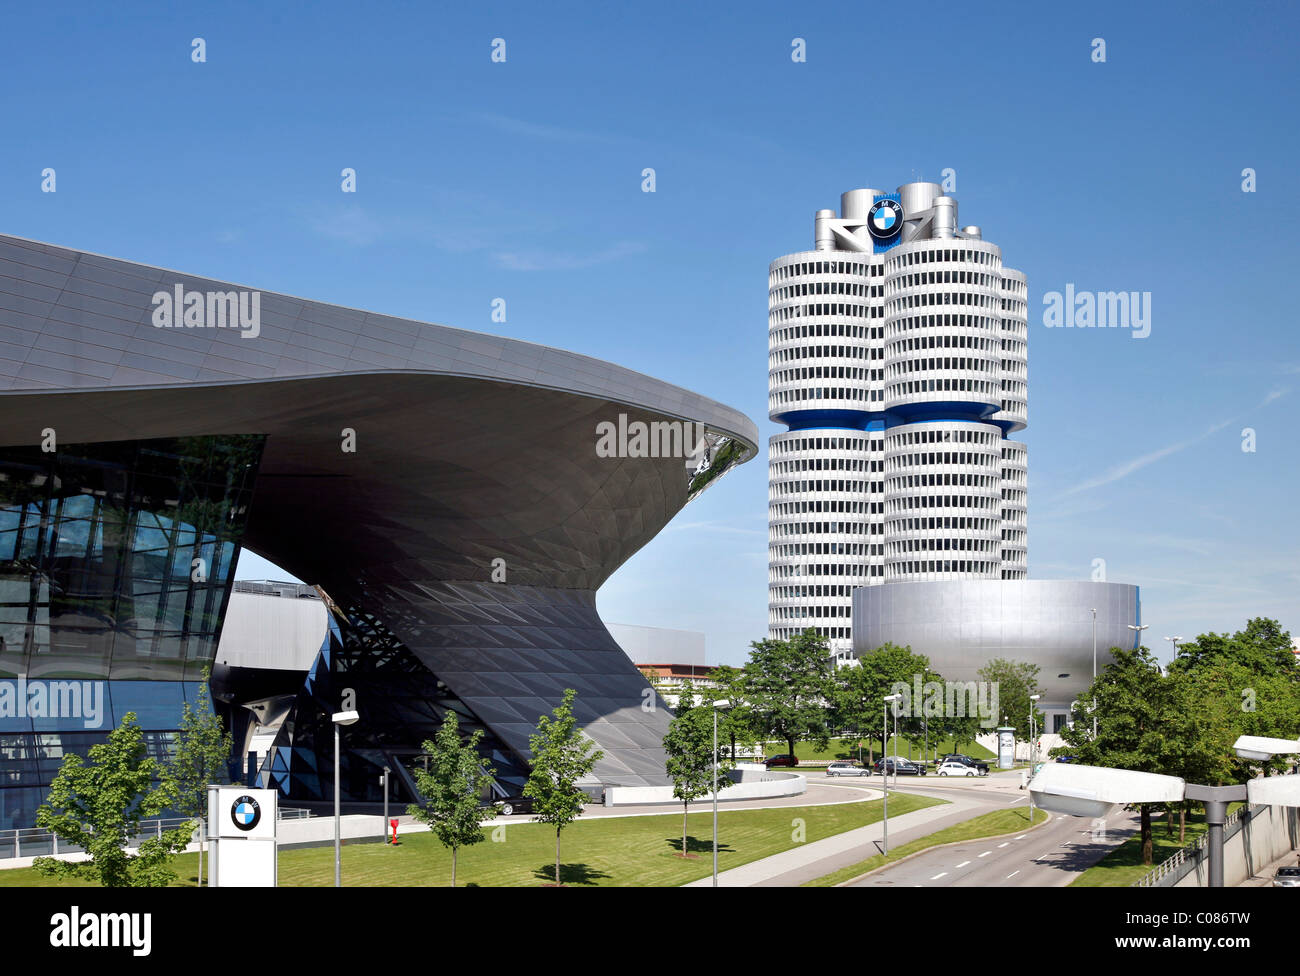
[208,786,277,886]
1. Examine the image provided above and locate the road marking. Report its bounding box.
[955,861,970,868]
[1006,870,1020,879]
[930,872,947,880]
[1057,815,1066,820]
[1039,853,1051,860]
[978,851,992,857]
[997,842,1010,848]
[1015,834,1026,840]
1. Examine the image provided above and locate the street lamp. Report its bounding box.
[1089,608,1098,738]
[710,699,731,887]
[882,693,901,853]
[1127,623,1149,646]
[332,709,359,887]
[1028,694,1041,826]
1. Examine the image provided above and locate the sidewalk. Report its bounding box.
[683,789,991,887]
[1238,846,1300,887]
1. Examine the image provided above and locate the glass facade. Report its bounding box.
[0,435,264,829]
[258,600,531,805]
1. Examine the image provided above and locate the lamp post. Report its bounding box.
[1127,623,1148,648]
[332,709,360,887]
[1089,608,1097,738]
[711,699,731,887]
[1028,694,1041,827]
[882,693,901,853]
[1164,636,1182,671]
[381,765,390,844]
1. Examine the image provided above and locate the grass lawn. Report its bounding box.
[1070,804,1244,887]
[764,736,994,764]
[0,792,945,888]
[803,804,1049,886]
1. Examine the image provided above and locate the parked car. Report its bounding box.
[940,754,990,775]
[1273,866,1300,887]
[937,760,978,777]
[764,754,799,768]
[873,757,927,776]
[825,761,871,777]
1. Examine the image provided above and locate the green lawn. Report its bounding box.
[803,804,1049,886]
[764,736,994,764]
[0,792,945,888]
[1070,804,1243,887]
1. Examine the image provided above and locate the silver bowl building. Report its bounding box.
[767,184,1139,729]
[0,232,756,827]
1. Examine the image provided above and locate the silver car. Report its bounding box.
[1273,866,1300,887]
[826,761,872,777]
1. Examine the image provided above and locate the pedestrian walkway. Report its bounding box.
[683,789,995,887]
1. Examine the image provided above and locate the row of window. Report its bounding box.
[886,245,1000,271]
[886,377,999,398]
[769,322,883,343]
[770,302,883,323]
[773,386,885,404]
[886,356,999,377]
[771,434,881,454]
[772,344,883,362]
[770,553,880,573]
[768,584,857,598]
[770,281,883,303]
[886,495,1000,512]
[888,290,999,313]
[772,257,884,281]
[890,333,1000,353]
[771,366,881,385]
[884,312,1000,334]
[886,516,1001,533]
[772,456,881,473]
[886,451,999,469]
[885,269,1002,294]
[888,537,999,555]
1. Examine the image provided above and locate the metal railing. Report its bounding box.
[1131,807,1246,887]
[0,805,312,861]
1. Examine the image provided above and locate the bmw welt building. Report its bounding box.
[767,183,1138,729]
[0,233,756,828]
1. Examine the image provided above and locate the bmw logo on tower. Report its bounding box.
[867,195,904,249]
[231,795,262,832]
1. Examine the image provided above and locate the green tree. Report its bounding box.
[1169,617,1298,682]
[34,712,192,886]
[523,688,604,885]
[1055,646,1175,865]
[745,630,834,758]
[834,643,934,763]
[977,658,1044,744]
[407,712,497,886]
[663,701,736,856]
[166,667,233,886]
[704,664,756,761]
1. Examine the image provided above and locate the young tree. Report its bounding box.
[34,712,192,886]
[523,688,604,885]
[663,703,736,857]
[166,667,233,886]
[977,658,1043,743]
[706,665,756,761]
[407,711,497,886]
[745,630,834,758]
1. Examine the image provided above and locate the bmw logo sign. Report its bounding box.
[867,199,904,241]
[231,795,261,831]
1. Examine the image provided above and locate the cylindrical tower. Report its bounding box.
[768,183,1028,652]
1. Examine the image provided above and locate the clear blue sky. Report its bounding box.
[4,1,1297,665]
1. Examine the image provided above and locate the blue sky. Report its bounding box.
[3,1,1297,665]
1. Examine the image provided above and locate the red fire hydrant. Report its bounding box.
[390,818,399,845]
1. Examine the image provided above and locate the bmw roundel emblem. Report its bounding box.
[867,198,904,241]
[231,795,261,831]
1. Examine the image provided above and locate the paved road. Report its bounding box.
[849,794,1139,886]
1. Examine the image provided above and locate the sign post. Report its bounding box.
[208,785,277,887]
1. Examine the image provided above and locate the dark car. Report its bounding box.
[764,754,799,768]
[940,754,989,775]
[873,757,927,776]
[492,795,534,816]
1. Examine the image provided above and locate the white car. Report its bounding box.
[937,760,978,777]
